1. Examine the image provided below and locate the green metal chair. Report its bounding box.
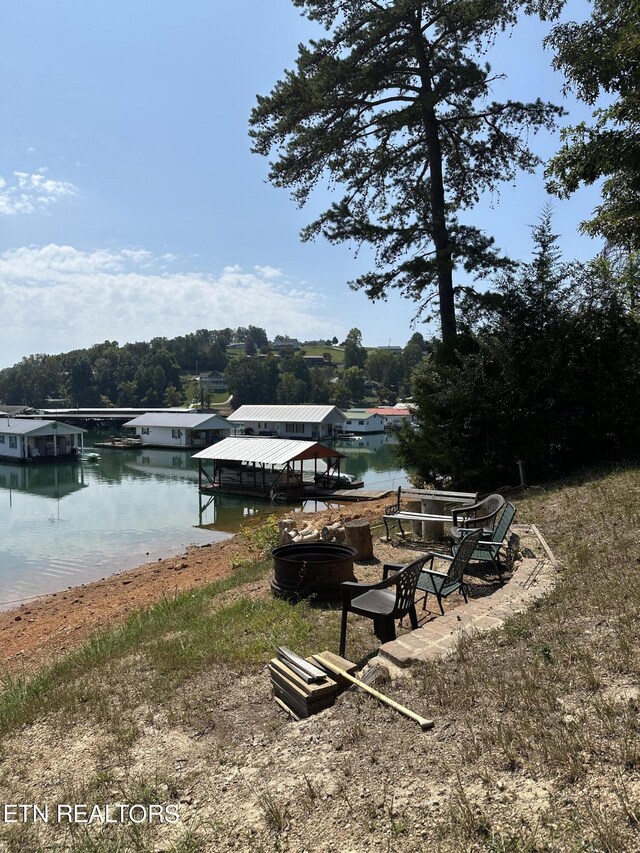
[453,502,517,580]
[415,529,483,614]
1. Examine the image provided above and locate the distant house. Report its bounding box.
[227,404,346,440]
[302,355,329,367]
[123,412,230,449]
[195,371,226,393]
[0,417,85,463]
[367,407,413,429]
[342,409,386,434]
[270,337,301,351]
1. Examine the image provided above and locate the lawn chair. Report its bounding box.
[450,494,505,542]
[415,529,483,614]
[454,502,517,580]
[339,554,426,657]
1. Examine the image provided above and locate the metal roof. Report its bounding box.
[227,405,346,424]
[123,413,229,429]
[367,408,412,416]
[344,410,383,420]
[0,418,85,436]
[192,436,343,465]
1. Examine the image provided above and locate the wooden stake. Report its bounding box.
[314,653,434,731]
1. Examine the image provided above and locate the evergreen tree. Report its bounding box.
[250,0,562,351]
[546,0,640,249]
[400,209,640,486]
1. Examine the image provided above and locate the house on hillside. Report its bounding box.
[195,371,226,393]
[302,355,329,367]
[227,404,346,440]
[342,409,386,434]
[123,412,230,449]
[0,416,85,463]
[270,337,301,351]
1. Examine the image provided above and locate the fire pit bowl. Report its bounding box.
[271,542,358,600]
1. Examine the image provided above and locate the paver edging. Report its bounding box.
[374,523,559,672]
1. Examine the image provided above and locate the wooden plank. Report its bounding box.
[271,682,336,718]
[310,654,358,691]
[276,647,327,682]
[269,672,337,712]
[273,694,301,721]
[269,659,338,700]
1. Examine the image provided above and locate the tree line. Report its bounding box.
[0,328,428,410]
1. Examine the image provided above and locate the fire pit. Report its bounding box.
[271,542,357,600]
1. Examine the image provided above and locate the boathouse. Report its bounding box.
[367,406,414,429]
[227,404,347,441]
[343,409,386,434]
[0,417,85,463]
[193,436,345,500]
[123,412,230,449]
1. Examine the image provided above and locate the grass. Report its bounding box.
[3,465,640,850]
[0,518,342,735]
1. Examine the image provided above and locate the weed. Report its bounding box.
[302,773,321,806]
[259,788,288,832]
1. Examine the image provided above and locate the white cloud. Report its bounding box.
[0,244,348,367]
[0,170,78,216]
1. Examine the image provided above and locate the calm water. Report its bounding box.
[0,431,410,609]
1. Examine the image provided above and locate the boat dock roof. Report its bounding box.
[192,436,344,466]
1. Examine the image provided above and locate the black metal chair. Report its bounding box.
[339,555,426,657]
[450,494,505,542]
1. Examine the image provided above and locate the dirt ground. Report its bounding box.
[0,498,396,674]
[0,497,526,853]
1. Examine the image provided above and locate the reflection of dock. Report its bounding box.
[0,462,89,499]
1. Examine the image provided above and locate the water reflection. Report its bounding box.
[0,429,409,606]
[0,462,89,500]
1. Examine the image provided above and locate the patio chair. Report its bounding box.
[414,529,483,615]
[339,554,427,657]
[454,502,517,580]
[449,494,505,542]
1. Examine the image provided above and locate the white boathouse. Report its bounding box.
[227,404,346,441]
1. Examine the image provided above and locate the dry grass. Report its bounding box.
[2,465,640,851]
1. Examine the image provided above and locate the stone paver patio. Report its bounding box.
[374,524,560,671]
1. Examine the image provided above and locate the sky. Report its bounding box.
[0,0,600,370]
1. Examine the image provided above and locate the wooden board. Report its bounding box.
[269,660,338,701]
[310,652,358,691]
[271,682,336,719]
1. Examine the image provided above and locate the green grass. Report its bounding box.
[0,518,340,736]
[0,561,336,735]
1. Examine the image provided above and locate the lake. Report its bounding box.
[0,431,410,610]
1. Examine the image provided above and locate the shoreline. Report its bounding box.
[0,534,243,674]
[0,497,391,674]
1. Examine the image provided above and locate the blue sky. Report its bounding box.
[0,0,599,369]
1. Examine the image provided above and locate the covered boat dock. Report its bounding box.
[193,436,347,501]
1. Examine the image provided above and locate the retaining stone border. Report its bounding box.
[375,524,560,671]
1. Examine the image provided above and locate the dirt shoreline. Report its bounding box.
[0,498,391,674]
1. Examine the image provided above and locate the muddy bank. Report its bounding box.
[0,499,391,674]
